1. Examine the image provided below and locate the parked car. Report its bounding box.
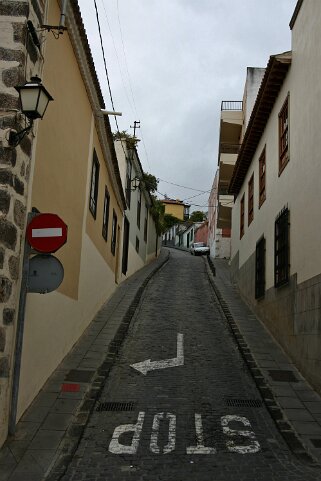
[190,242,210,256]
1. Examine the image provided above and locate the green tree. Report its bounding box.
[189,210,206,222]
[142,172,158,193]
[163,213,181,231]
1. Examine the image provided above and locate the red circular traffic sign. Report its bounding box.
[26,213,68,253]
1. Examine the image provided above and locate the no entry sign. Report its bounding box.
[26,213,68,253]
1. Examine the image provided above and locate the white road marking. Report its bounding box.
[150,413,176,454]
[108,411,145,454]
[32,227,62,238]
[221,415,261,454]
[130,333,184,375]
[186,413,217,454]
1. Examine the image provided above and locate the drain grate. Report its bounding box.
[225,399,262,408]
[96,402,135,412]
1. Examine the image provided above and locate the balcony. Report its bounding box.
[221,101,243,111]
[219,142,241,154]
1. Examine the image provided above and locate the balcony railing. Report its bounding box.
[221,101,243,111]
[219,142,241,154]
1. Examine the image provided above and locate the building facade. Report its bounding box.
[161,198,190,221]
[114,138,160,280]
[230,0,321,393]
[0,0,137,447]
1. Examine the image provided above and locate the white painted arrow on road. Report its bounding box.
[130,333,184,375]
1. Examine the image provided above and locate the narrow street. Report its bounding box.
[58,249,321,481]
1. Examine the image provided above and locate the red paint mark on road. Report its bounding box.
[61,383,80,392]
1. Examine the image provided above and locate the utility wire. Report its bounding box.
[93,0,129,163]
[100,0,136,118]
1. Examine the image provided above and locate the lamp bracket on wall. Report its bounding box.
[8,120,34,147]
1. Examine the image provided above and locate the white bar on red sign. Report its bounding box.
[32,228,63,238]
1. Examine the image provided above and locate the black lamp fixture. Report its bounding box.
[131,176,141,191]
[9,76,53,147]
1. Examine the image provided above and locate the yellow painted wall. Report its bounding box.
[163,203,184,220]
[18,0,122,419]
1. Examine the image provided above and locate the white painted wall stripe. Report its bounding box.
[32,228,63,238]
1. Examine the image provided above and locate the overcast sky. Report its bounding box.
[78,0,296,212]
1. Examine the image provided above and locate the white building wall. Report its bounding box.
[231,73,292,291]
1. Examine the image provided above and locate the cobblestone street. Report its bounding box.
[57,249,321,481]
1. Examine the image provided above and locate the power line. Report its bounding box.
[157,177,211,193]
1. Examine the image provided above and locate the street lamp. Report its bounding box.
[9,76,53,147]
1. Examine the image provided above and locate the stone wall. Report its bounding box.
[231,250,321,397]
[0,0,45,447]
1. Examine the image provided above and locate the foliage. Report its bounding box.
[163,213,181,230]
[112,130,137,147]
[189,210,207,222]
[141,172,158,193]
[150,196,165,235]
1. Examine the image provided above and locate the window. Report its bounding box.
[125,159,132,208]
[144,204,148,242]
[255,236,265,299]
[111,210,117,256]
[102,187,110,241]
[122,217,130,275]
[240,194,245,239]
[274,207,290,287]
[248,174,254,225]
[279,95,289,174]
[137,187,142,228]
[259,147,266,207]
[89,150,100,218]
[135,236,140,253]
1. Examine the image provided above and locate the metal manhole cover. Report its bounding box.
[225,399,262,408]
[96,402,135,412]
[268,370,298,382]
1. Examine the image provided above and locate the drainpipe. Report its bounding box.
[59,0,68,33]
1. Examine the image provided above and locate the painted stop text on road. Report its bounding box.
[108,411,261,455]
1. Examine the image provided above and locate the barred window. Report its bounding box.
[275,207,290,287]
[137,187,142,229]
[102,187,110,241]
[259,147,266,207]
[279,96,289,174]
[111,210,117,256]
[89,150,100,218]
[144,204,148,242]
[248,174,254,225]
[240,194,245,239]
[255,236,265,299]
[125,159,132,208]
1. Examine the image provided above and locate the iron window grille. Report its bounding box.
[125,159,132,208]
[102,187,110,241]
[259,147,266,208]
[255,236,266,299]
[274,207,290,287]
[248,173,254,225]
[89,150,100,219]
[122,217,130,275]
[111,210,117,256]
[137,187,141,229]
[240,194,245,238]
[144,204,148,242]
[279,95,289,175]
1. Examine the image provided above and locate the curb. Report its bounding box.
[46,251,170,480]
[205,256,316,465]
